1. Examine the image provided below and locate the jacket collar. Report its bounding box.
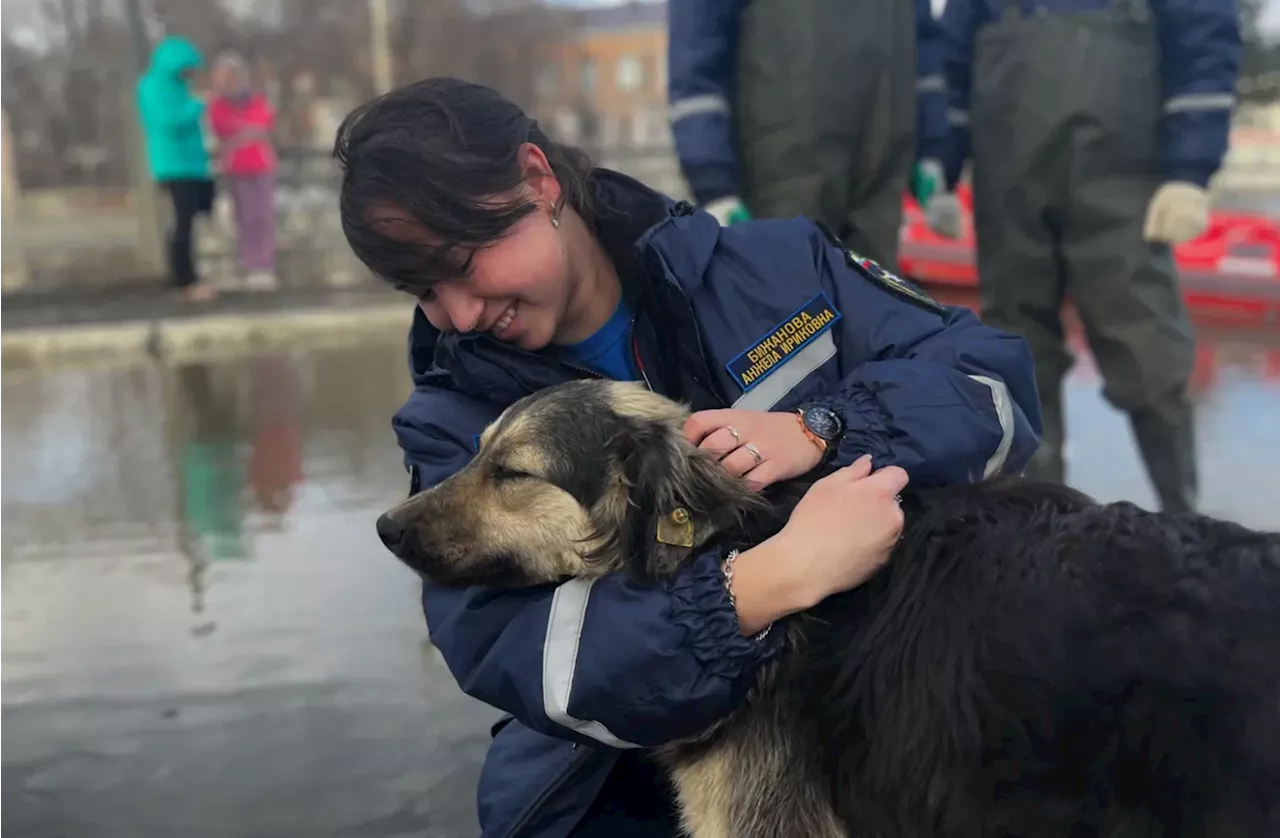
[406,169,715,405]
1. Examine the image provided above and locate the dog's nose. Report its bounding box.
[376,514,407,551]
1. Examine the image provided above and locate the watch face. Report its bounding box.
[803,407,841,441]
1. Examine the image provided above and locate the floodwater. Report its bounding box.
[4,318,1280,838]
[2,342,499,838]
[1042,321,1280,530]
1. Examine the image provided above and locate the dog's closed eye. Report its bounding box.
[491,465,537,482]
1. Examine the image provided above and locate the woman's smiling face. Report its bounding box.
[370,148,575,352]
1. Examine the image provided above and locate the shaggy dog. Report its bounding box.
[377,379,1280,837]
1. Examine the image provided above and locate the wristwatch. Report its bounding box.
[795,405,844,462]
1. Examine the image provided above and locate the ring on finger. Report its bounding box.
[744,443,763,466]
[727,426,741,444]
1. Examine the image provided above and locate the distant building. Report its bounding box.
[535,1,669,152]
[533,1,690,196]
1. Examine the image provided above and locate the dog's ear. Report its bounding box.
[614,418,760,580]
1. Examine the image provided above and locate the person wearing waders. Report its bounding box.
[930,0,1241,513]
[666,0,949,270]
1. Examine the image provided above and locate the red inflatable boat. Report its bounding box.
[899,186,1280,326]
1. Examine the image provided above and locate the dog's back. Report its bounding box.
[772,478,1280,836]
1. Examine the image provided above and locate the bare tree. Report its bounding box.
[2,1,139,188]
[1,0,576,189]
[391,0,579,110]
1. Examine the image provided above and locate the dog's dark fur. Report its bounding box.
[378,380,1280,837]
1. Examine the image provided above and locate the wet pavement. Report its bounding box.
[3,342,500,838]
[1043,320,1280,530]
[4,314,1280,838]
[1,281,398,332]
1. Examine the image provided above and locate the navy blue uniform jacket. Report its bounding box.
[392,171,1042,836]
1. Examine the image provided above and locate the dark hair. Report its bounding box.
[333,77,594,296]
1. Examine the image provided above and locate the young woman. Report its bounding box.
[208,52,279,290]
[335,78,1042,838]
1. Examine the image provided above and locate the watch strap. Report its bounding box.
[795,408,828,453]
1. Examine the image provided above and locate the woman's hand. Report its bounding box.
[684,408,824,490]
[777,455,908,601]
[727,455,909,633]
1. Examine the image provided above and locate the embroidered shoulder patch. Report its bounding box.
[725,293,842,392]
[845,250,945,314]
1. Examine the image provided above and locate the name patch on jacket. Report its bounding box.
[725,293,842,393]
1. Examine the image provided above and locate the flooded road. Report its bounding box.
[4,316,1280,837]
[1058,323,1280,529]
[3,342,500,838]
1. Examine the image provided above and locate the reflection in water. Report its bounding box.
[3,339,502,838]
[174,362,247,579]
[1059,325,1280,528]
[0,341,445,705]
[2,343,411,578]
[160,356,310,618]
[246,356,304,525]
[932,284,1280,527]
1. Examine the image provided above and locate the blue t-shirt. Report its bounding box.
[554,299,641,382]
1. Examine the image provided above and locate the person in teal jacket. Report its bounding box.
[137,35,218,301]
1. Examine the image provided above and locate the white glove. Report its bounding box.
[925,191,964,240]
[703,195,751,226]
[1142,181,1210,244]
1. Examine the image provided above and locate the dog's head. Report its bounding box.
[376,380,772,587]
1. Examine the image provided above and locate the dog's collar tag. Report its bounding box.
[656,507,695,547]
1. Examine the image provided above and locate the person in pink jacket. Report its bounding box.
[208,52,279,289]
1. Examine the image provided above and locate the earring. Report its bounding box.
[550,204,561,229]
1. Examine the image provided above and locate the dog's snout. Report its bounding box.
[376,513,407,552]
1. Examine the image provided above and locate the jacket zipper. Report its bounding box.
[629,312,653,392]
[679,294,729,406]
[540,307,650,387]
[503,745,597,838]
[558,360,605,380]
